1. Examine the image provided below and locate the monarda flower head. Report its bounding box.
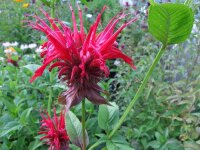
[27,5,137,109]
[39,109,69,150]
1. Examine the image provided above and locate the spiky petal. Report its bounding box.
[39,109,69,150]
[27,6,137,109]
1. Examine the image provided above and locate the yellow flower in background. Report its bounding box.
[4,47,17,59]
[14,0,24,2]
[22,3,29,8]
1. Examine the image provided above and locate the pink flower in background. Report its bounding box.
[39,109,69,150]
[27,5,137,109]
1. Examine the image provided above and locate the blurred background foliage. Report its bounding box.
[0,0,200,149]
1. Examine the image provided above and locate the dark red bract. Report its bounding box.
[39,109,69,150]
[27,5,137,109]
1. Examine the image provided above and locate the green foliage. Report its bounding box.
[106,135,135,150]
[0,0,199,149]
[66,111,89,149]
[0,0,41,43]
[148,3,194,45]
[98,102,119,132]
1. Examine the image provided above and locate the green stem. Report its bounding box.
[51,0,55,18]
[109,44,166,138]
[89,44,167,150]
[82,99,86,150]
[47,0,55,116]
[47,73,53,116]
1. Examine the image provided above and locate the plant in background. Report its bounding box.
[26,0,195,149]
[0,0,197,150]
[39,109,69,150]
[4,47,19,67]
[22,3,29,8]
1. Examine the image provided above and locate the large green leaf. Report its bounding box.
[148,3,194,45]
[98,102,119,131]
[65,111,89,149]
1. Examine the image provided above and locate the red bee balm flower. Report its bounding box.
[27,6,137,109]
[39,109,69,150]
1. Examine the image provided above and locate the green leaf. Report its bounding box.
[20,107,33,125]
[162,139,184,150]
[65,111,89,149]
[16,137,25,150]
[147,140,161,149]
[0,98,17,115]
[39,0,51,7]
[28,139,43,150]
[98,102,119,131]
[106,135,134,150]
[23,64,40,72]
[148,3,194,45]
[80,0,90,7]
[0,121,22,137]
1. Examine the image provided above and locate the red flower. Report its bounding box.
[39,109,69,150]
[27,6,137,109]
[7,58,19,67]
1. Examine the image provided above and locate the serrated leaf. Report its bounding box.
[98,102,119,131]
[65,111,89,149]
[148,3,194,45]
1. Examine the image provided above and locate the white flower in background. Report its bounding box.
[119,0,133,6]
[2,42,11,47]
[140,6,147,14]
[35,46,43,53]
[114,60,121,66]
[86,14,92,18]
[11,41,19,47]
[20,44,29,50]
[0,57,5,62]
[4,47,17,55]
[77,0,81,4]
[192,23,198,34]
[28,43,37,49]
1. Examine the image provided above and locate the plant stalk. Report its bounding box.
[109,44,166,138]
[89,44,167,150]
[47,73,53,116]
[82,99,86,150]
[47,0,55,116]
[51,0,55,18]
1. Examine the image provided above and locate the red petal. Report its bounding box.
[30,55,57,82]
[102,47,136,69]
[100,18,138,53]
[49,62,67,71]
